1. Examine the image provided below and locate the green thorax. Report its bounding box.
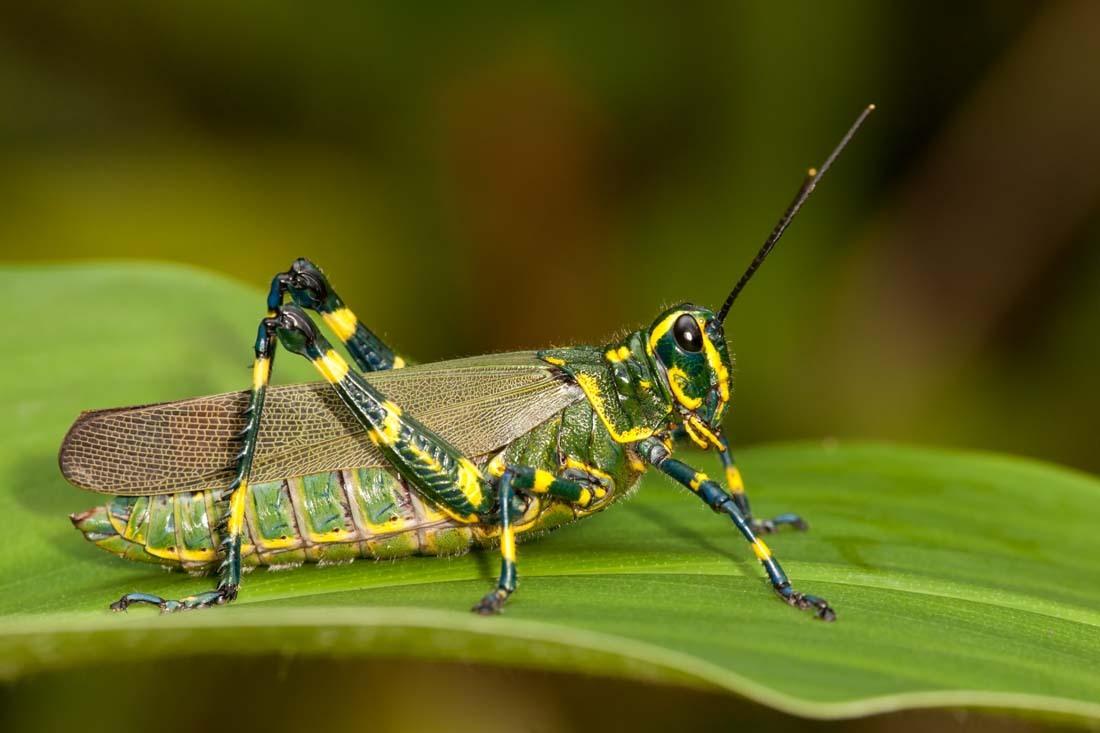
[538,330,672,444]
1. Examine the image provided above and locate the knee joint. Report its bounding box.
[272,304,324,356]
[268,258,336,312]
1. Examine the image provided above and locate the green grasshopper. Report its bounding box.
[62,106,873,620]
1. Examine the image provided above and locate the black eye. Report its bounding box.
[672,314,703,353]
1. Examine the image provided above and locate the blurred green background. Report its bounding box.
[2,2,1098,731]
[2,1,1099,470]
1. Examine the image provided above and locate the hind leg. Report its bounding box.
[270,308,607,614]
[111,313,281,612]
[267,257,408,371]
[114,303,497,612]
[112,260,410,612]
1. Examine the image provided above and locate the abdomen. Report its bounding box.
[71,468,488,573]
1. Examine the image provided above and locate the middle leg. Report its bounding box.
[638,436,834,621]
[267,257,407,372]
[472,463,601,614]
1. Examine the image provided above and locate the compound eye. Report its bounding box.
[672,314,703,353]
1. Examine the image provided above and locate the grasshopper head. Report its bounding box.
[646,304,731,444]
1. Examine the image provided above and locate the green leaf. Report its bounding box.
[2,263,1098,721]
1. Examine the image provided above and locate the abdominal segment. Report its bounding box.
[71,468,487,573]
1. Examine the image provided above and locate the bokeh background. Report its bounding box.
[2,1,1098,471]
[2,2,1098,731]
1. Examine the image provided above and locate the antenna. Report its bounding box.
[716,104,875,323]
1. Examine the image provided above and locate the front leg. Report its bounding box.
[638,437,834,621]
[672,427,808,535]
[715,434,808,535]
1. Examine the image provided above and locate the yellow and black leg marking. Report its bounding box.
[474,468,520,615]
[714,434,807,535]
[638,437,834,621]
[672,427,808,535]
[267,257,407,372]
[473,461,601,614]
[274,305,494,522]
[110,318,278,612]
[272,306,606,614]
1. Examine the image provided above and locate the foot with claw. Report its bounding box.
[472,589,509,615]
[110,585,238,613]
[776,584,835,621]
[752,512,809,534]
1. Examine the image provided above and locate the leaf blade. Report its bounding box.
[2,263,1098,721]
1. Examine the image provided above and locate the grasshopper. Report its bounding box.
[62,106,873,620]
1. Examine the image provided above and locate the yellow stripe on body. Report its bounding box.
[252,356,270,390]
[500,526,516,563]
[604,345,633,363]
[375,402,470,514]
[392,356,406,369]
[314,349,350,383]
[564,457,612,484]
[725,466,745,494]
[456,458,486,508]
[667,366,703,410]
[377,403,404,446]
[407,442,444,473]
[323,307,359,342]
[701,328,731,403]
[370,397,482,524]
[573,373,659,443]
[647,311,680,355]
[564,457,610,499]
[227,480,249,537]
[419,496,479,525]
[532,469,555,493]
[176,547,217,563]
[543,356,566,366]
[752,538,772,561]
[487,453,507,478]
[253,533,300,551]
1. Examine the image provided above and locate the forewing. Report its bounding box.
[59,352,582,495]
